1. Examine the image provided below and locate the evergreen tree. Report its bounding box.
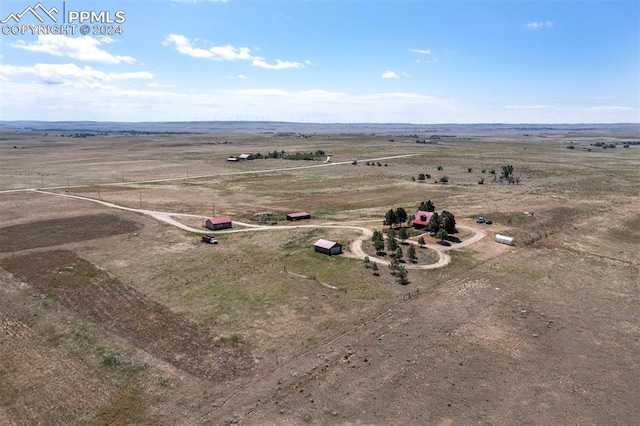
[389,258,400,274]
[384,209,398,228]
[426,212,440,232]
[395,207,408,225]
[394,246,403,261]
[372,230,385,254]
[387,229,398,252]
[419,200,436,212]
[396,266,409,285]
[501,164,514,179]
[398,227,409,243]
[439,210,457,233]
[407,245,417,263]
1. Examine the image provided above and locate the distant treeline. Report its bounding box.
[27,128,200,135]
[252,150,327,160]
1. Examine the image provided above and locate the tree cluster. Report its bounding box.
[368,230,410,283]
[389,261,409,285]
[253,149,327,160]
[418,200,435,212]
[416,200,457,234]
[383,207,408,228]
[500,164,520,184]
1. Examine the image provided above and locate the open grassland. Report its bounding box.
[0,124,638,424]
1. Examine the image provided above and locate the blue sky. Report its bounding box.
[1,0,638,123]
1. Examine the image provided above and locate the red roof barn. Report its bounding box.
[204,216,232,230]
[411,211,434,229]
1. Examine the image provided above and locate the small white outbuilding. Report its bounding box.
[495,234,515,246]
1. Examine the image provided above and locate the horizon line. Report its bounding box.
[1,120,638,126]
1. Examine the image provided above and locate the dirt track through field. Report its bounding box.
[30,190,486,269]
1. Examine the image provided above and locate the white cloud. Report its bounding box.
[411,48,437,64]
[587,106,636,112]
[9,35,135,64]
[1,78,637,123]
[382,71,409,79]
[526,21,553,29]
[506,104,560,110]
[0,63,152,88]
[251,58,303,70]
[162,34,304,69]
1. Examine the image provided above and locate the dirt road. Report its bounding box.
[32,190,485,270]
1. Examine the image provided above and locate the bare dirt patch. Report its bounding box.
[1,250,253,381]
[0,213,142,252]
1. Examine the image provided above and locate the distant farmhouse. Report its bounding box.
[205,216,232,230]
[314,239,342,256]
[411,210,434,229]
[286,212,311,221]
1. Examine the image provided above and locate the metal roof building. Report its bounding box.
[286,212,311,221]
[205,216,233,230]
[313,239,342,255]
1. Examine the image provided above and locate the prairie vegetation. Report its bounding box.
[0,123,638,424]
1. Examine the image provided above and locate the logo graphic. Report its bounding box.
[1,2,59,24]
[2,2,126,36]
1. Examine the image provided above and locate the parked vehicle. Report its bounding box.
[476,216,485,223]
[484,219,493,224]
[201,234,218,244]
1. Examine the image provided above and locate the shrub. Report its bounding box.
[101,355,121,369]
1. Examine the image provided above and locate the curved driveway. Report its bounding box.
[32,189,485,270]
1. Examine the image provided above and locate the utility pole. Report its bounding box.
[212,202,216,217]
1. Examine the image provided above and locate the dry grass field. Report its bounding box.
[0,123,638,425]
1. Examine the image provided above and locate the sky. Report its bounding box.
[0,0,638,123]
